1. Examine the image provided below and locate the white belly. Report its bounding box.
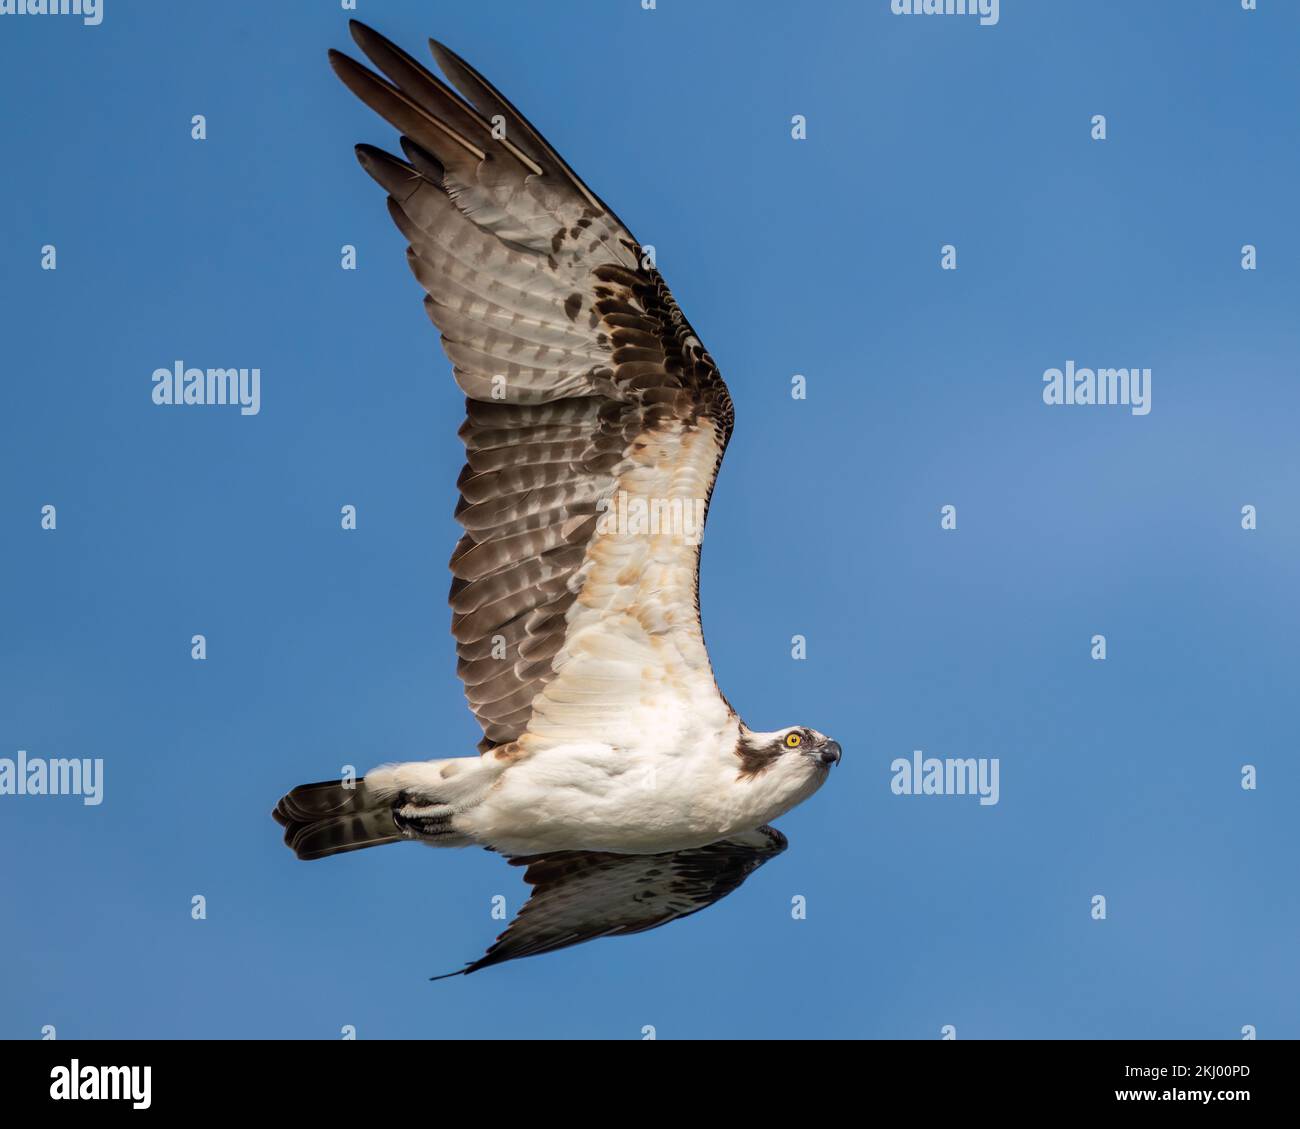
[457,722,826,855]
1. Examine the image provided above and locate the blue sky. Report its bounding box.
[1,0,1297,1039]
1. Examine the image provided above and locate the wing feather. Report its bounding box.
[433,828,788,977]
[335,22,735,753]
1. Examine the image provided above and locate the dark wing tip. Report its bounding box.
[328,47,382,92]
[353,142,414,175]
[426,37,458,72]
[350,19,411,61]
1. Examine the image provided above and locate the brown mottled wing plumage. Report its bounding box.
[333,23,734,752]
[432,826,787,978]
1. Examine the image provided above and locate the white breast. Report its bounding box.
[461,717,828,855]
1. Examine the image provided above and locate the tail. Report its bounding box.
[273,779,404,860]
[274,757,503,859]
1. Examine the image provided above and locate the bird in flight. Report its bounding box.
[274,22,841,971]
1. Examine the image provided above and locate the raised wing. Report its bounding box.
[433,826,788,978]
[332,23,735,754]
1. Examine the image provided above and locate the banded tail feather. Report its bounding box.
[273,779,404,860]
[274,757,500,859]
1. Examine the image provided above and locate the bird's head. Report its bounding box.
[735,724,842,782]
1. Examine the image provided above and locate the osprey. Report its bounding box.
[275,24,840,887]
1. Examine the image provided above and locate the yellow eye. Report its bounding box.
[784,732,803,748]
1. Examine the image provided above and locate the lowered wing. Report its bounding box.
[434,826,788,978]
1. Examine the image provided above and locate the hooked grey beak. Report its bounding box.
[819,740,842,767]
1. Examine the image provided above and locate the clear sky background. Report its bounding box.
[2,0,1297,1040]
